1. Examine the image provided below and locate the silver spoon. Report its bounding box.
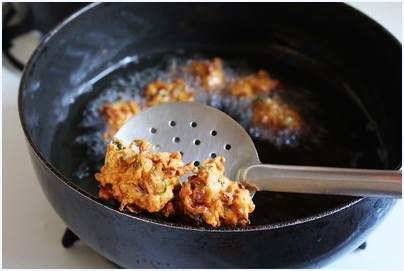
[115,102,402,198]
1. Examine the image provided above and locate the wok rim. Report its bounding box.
[18,2,400,233]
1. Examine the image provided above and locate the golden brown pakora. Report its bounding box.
[179,157,255,228]
[95,139,255,227]
[144,78,195,107]
[95,139,194,213]
[228,70,279,98]
[251,96,303,133]
[188,58,225,91]
[99,99,141,139]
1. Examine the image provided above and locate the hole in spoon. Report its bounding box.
[190,121,197,128]
[173,137,180,143]
[193,161,200,167]
[169,121,176,127]
[210,130,217,136]
[224,144,231,151]
[194,139,201,146]
[209,153,217,159]
[152,145,161,151]
[150,127,157,134]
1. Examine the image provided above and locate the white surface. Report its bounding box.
[2,2,402,269]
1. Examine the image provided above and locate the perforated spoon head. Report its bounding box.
[115,102,260,180]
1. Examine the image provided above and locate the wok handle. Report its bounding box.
[238,164,402,198]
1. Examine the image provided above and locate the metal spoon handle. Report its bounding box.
[239,164,402,198]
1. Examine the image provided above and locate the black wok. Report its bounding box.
[19,3,401,268]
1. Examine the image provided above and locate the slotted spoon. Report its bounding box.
[115,102,402,198]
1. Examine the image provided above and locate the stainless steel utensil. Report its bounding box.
[115,102,402,198]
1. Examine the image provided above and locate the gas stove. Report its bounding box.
[2,2,402,268]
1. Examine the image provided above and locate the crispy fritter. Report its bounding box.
[251,96,303,133]
[94,139,194,213]
[95,139,255,227]
[179,157,255,228]
[144,78,195,107]
[99,99,141,139]
[188,58,225,91]
[228,70,279,98]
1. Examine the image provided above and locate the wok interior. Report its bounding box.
[21,3,401,226]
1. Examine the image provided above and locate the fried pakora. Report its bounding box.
[95,139,194,213]
[188,57,225,91]
[99,99,140,139]
[179,157,255,227]
[251,96,303,133]
[228,70,279,98]
[95,139,255,227]
[144,78,195,107]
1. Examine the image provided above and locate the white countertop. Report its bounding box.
[2,2,402,269]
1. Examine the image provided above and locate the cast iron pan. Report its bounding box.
[19,3,401,268]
